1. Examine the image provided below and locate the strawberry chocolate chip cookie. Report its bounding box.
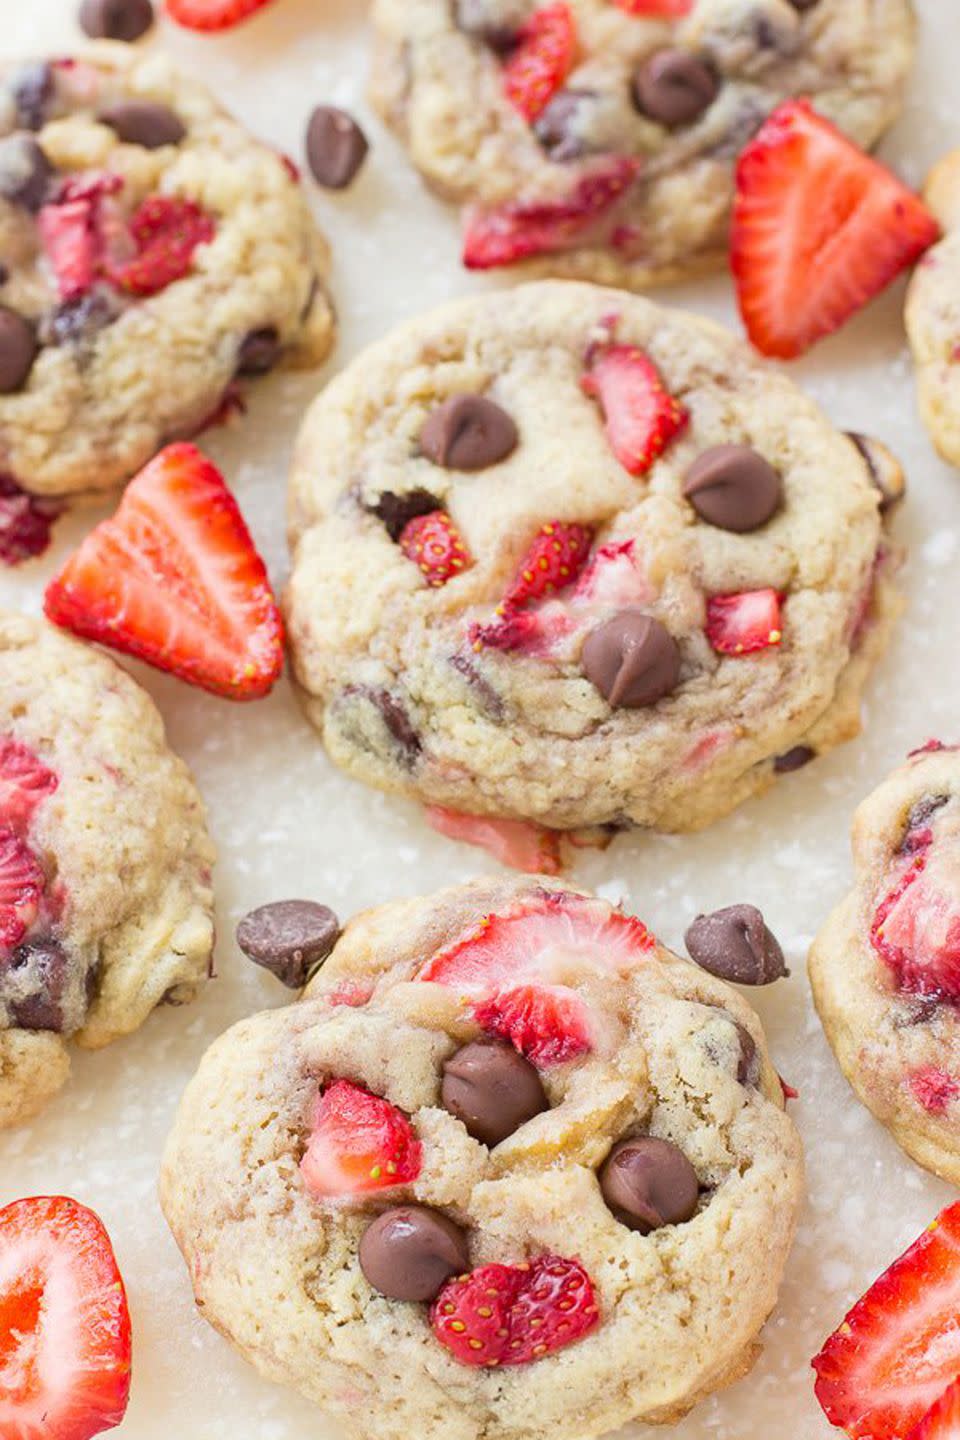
[161,876,803,1440]
[369,0,915,288]
[0,609,215,1129]
[0,43,335,505]
[906,148,960,470]
[286,282,904,853]
[809,743,960,1187]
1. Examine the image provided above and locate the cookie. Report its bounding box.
[0,43,335,499]
[905,150,960,468]
[161,876,803,1440]
[0,610,215,1128]
[285,281,903,841]
[369,0,915,287]
[809,742,960,1186]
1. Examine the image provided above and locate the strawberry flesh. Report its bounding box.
[871,846,960,1005]
[399,511,473,588]
[908,1068,960,1116]
[502,4,577,124]
[424,806,563,875]
[0,736,57,833]
[473,982,593,1065]
[300,1079,422,1198]
[581,345,689,476]
[105,196,214,297]
[0,826,45,954]
[164,0,276,31]
[431,1254,599,1367]
[907,1378,960,1440]
[504,522,593,609]
[705,589,783,656]
[0,476,64,568]
[611,0,693,13]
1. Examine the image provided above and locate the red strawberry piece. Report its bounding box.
[468,602,574,656]
[424,806,563,875]
[0,475,63,568]
[0,735,57,832]
[581,345,688,476]
[611,0,693,14]
[910,740,950,758]
[300,1079,422,1198]
[705,588,783,656]
[462,156,641,270]
[0,826,44,953]
[44,443,283,701]
[473,983,593,1065]
[732,99,940,359]
[0,1195,131,1440]
[501,4,577,124]
[907,1379,960,1440]
[908,1068,960,1116]
[871,850,960,1005]
[431,1254,599,1368]
[571,538,651,607]
[399,511,473,588]
[503,522,593,609]
[812,1201,960,1439]
[164,0,276,30]
[105,196,215,298]
[37,197,98,301]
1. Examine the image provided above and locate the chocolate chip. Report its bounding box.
[736,1023,759,1085]
[454,0,519,51]
[787,0,819,9]
[632,50,719,129]
[533,89,596,161]
[846,432,906,514]
[5,938,68,1032]
[420,395,518,472]
[0,134,53,212]
[370,689,421,763]
[236,900,340,988]
[79,0,155,40]
[683,445,782,533]
[0,308,37,394]
[899,793,949,854]
[370,489,442,543]
[10,64,54,132]
[449,651,504,722]
[38,291,118,347]
[305,106,369,190]
[0,265,7,286]
[237,327,281,376]
[359,1206,470,1302]
[582,611,680,709]
[599,1137,699,1233]
[774,745,814,774]
[441,1038,549,1148]
[98,100,185,149]
[685,904,787,986]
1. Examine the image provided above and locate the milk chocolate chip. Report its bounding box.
[774,745,814,773]
[420,395,518,471]
[236,900,341,988]
[0,134,53,212]
[98,100,185,149]
[306,106,369,190]
[599,1137,700,1233]
[683,445,782,532]
[582,611,680,709]
[441,1038,548,1147]
[847,432,906,514]
[79,0,155,40]
[359,1206,470,1302]
[632,50,719,128]
[685,904,787,986]
[0,308,37,394]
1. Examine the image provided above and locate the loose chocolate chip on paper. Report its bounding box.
[599,1137,700,1234]
[683,444,782,533]
[98,100,186,149]
[582,610,680,709]
[236,900,341,988]
[79,0,155,40]
[420,395,518,472]
[685,903,787,986]
[0,307,38,394]
[632,50,719,129]
[306,106,369,190]
[441,1038,549,1147]
[359,1206,470,1302]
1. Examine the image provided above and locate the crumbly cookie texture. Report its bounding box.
[0,43,335,499]
[369,0,915,287]
[161,876,803,1440]
[906,151,960,468]
[809,743,960,1187]
[0,611,215,1128]
[285,281,903,835]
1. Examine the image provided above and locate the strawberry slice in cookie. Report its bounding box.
[0,826,45,951]
[706,589,783,657]
[300,1080,423,1198]
[431,1254,599,1367]
[501,4,577,124]
[0,736,57,832]
[581,345,689,477]
[871,843,960,1004]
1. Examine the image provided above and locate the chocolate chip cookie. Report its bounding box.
[161,876,803,1440]
[809,742,960,1186]
[285,281,904,844]
[369,0,915,287]
[0,43,335,499]
[0,610,215,1128]
[906,149,960,468]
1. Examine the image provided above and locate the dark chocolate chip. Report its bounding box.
[38,291,118,347]
[420,395,518,472]
[0,265,7,286]
[787,0,820,9]
[98,100,185,149]
[0,307,37,394]
[0,133,53,212]
[449,651,505,722]
[582,610,680,709]
[236,900,341,988]
[533,89,596,161]
[370,688,421,763]
[846,431,906,514]
[774,745,814,774]
[6,938,68,1032]
[683,444,782,533]
[236,327,281,376]
[79,0,155,40]
[359,1206,470,1302]
[10,63,54,132]
[441,1038,549,1148]
[371,488,442,543]
[454,0,519,51]
[685,904,787,986]
[599,1137,700,1233]
[899,793,949,854]
[631,50,719,129]
[735,1023,760,1085]
[305,106,369,190]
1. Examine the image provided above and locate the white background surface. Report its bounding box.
[1,1,958,1435]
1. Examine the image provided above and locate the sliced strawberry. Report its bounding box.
[399,511,473,588]
[164,0,276,30]
[502,4,577,124]
[732,99,940,359]
[571,539,651,607]
[611,0,693,14]
[871,848,960,1004]
[105,196,214,298]
[581,345,688,476]
[0,1195,131,1440]
[908,1067,960,1116]
[463,156,641,270]
[907,1379,960,1440]
[44,443,283,701]
[0,476,64,568]
[503,522,593,608]
[473,983,592,1065]
[38,198,98,301]
[300,1080,422,1198]
[813,1201,960,1439]
[467,601,574,656]
[0,826,44,953]
[431,1254,599,1367]
[0,736,57,832]
[705,589,783,656]
[424,806,563,875]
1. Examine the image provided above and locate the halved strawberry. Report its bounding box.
[502,4,577,124]
[0,1195,131,1440]
[611,0,693,14]
[424,806,563,875]
[813,1201,960,1439]
[581,345,688,476]
[907,1379,960,1440]
[0,736,57,832]
[504,522,593,608]
[105,196,215,298]
[732,99,940,359]
[473,983,592,1065]
[705,589,783,656]
[399,511,473,588]
[44,443,283,701]
[165,0,276,30]
[300,1079,422,1198]
[432,1254,599,1367]
[463,157,641,270]
[871,848,960,1004]
[0,826,44,953]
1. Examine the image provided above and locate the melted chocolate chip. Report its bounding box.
[79,0,155,40]
[735,1023,760,1085]
[454,0,520,50]
[39,291,119,347]
[359,1206,470,1302]
[10,63,54,132]
[683,445,782,533]
[774,745,815,774]
[449,651,504,722]
[582,611,681,709]
[685,904,787,986]
[632,50,719,129]
[0,308,37,394]
[237,327,281,376]
[599,1137,700,1234]
[420,395,518,472]
[533,89,596,161]
[6,938,68,1032]
[0,133,53,212]
[236,900,340,988]
[441,1038,549,1147]
[899,793,949,854]
[371,489,442,543]
[846,431,906,514]
[371,688,421,763]
[305,106,369,190]
[98,100,185,149]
